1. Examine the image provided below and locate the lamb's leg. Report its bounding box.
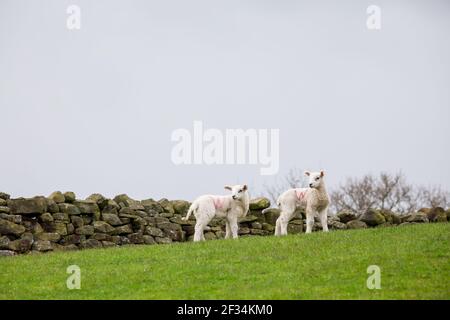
[193,220,206,242]
[275,218,282,236]
[225,220,231,239]
[193,204,216,242]
[275,211,293,236]
[319,208,329,232]
[228,216,239,239]
[305,208,314,234]
[193,215,212,242]
[280,213,290,236]
[276,202,295,236]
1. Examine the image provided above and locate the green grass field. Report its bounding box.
[1,223,449,300]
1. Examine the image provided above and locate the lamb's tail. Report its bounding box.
[182,202,198,221]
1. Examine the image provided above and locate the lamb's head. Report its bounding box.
[304,170,325,189]
[224,184,248,201]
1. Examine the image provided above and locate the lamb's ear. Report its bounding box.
[304,171,310,176]
[320,170,325,177]
[224,185,232,191]
[242,185,248,191]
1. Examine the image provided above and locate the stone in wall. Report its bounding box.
[7,197,47,215]
[360,209,386,226]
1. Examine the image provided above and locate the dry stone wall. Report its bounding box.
[0,191,448,256]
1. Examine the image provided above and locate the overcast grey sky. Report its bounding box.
[0,0,449,201]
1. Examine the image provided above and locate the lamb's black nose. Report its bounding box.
[232,196,237,200]
[309,183,313,188]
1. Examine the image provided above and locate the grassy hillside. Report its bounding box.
[0,223,449,300]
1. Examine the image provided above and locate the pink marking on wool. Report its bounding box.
[213,197,225,210]
[295,190,306,201]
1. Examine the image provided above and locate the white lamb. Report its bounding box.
[182,184,250,242]
[269,170,330,236]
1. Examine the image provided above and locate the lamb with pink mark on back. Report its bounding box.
[182,184,250,242]
[264,170,330,236]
